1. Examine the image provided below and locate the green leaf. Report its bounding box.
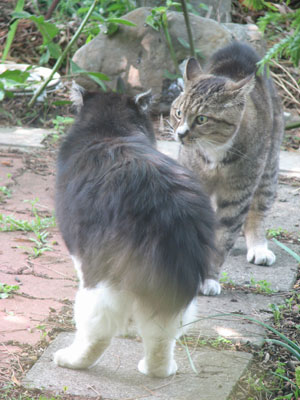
[0,90,5,101]
[70,61,109,80]
[76,7,90,15]
[83,73,107,91]
[84,71,110,81]
[42,21,59,40]
[106,18,136,27]
[39,48,50,65]
[28,14,44,24]
[167,0,181,7]
[70,60,83,74]
[163,69,180,80]
[104,22,119,36]
[145,15,159,31]
[37,20,59,43]
[0,69,30,83]
[70,60,86,74]
[198,3,209,11]
[296,366,300,387]
[11,10,31,19]
[70,60,109,90]
[153,6,167,13]
[85,33,93,44]
[47,42,62,59]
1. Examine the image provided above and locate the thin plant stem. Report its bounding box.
[28,0,98,108]
[162,16,180,75]
[285,120,300,130]
[2,0,25,62]
[180,0,196,57]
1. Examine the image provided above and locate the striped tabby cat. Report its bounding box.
[170,42,284,296]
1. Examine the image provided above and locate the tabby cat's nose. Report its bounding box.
[178,130,189,139]
[176,122,190,139]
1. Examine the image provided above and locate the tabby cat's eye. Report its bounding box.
[175,109,182,119]
[196,115,208,125]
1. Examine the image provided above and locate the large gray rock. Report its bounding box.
[224,23,267,56]
[136,0,232,22]
[73,7,265,113]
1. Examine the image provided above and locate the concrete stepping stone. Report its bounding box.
[23,333,252,400]
[279,150,300,178]
[0,126,47,150]
[21,138,299,398]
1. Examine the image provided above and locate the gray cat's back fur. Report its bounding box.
[170,41,284,295]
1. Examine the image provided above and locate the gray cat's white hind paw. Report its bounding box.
[199,279,221,296]
[54,347,88,369]
[247,246,276,266]
[138,358,177,378]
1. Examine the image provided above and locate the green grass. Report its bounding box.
[0,213,55,232]
[0,199,56,258]
[0,283,20,299]
[267,227,287,238]
[0,186,11,197]
[219,271,236,286]
[249,277,275,294]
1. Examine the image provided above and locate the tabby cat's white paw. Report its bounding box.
[247,246,276,266]
[54,347,88,370]
[138,358,177,378]
[199,279,221,296]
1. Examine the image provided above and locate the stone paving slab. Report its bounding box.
[24,333,252,400]
[222,238,299,292]
[191,292,281,346]
[279,150,300,178]
[0,127,47,150]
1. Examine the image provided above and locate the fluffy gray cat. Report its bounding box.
[54,86,216,377]
[170,41,284,296]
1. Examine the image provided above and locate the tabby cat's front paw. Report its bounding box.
[199,279,221,296]
[247,246,276,266]
[138,358,177,378]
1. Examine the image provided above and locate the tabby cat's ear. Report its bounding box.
[184,57,202,82]
[225,74,255,96]
[135,89,152,112]
[70,81,85,112]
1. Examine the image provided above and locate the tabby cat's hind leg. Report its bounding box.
[135,300,197,378]
[54,283,133,369]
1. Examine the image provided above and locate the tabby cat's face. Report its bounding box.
[170,58,255,157]
[170,75,246,150]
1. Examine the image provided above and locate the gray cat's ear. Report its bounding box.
[135,89,152,112]
[225,74,255,96]
[184,57,202,82]
[70,81,85,112]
